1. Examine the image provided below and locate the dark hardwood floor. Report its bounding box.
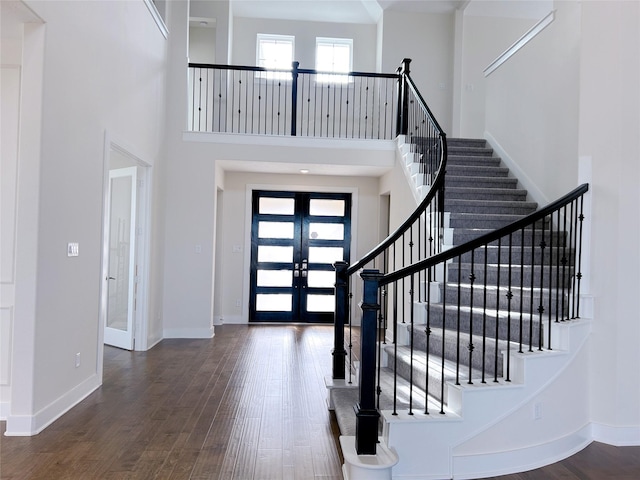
[1,324,638,479]
[1,325,343,479]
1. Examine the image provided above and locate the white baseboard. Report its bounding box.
[451,424,592,479]
[592,422,640,446]
[484,131,549,206]
[4,373,101,436]
[162,328,215,339]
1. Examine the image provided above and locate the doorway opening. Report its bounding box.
[249,190,351,323]
[101,139,151,351]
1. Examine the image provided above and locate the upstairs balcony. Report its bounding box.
[187,60,406,140]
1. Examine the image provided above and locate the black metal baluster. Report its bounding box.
[455,257,461,385]
[537,214,547,351]
[392,278,398,416]
[468,250,476,384]
[205,68,210,132]
[277,80,283,135]
[409,272,415,415]
[569,200,577,319]
[376,285,383,411]
[506,234,513,382]
[197,68,203,131]
[190,67,196,130]
[243,71,248,133]
[424,267,432,414]
[547,213,554,348]
[561,204,568,321]
[481,245,488,383]
[554,209,561,323]
[529,223,536,352]
[494,238,501,382]
[232,70,238,133]
[575,196,585,318]
[257,73,262,134]
[519,228,525,353]
[440,262,447,414]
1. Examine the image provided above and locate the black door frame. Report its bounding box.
[249,190,352,323]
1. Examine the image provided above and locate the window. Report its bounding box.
[256,34,294,79]
[315,37,353,83]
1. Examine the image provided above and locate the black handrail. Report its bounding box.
[383,184,589,285]
[346,137,447,276]
[356,181,589,433]
[188,62,400,139]
[332,60,449,456]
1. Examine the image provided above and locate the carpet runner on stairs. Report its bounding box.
[331,137,544,437]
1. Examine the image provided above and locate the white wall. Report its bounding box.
[579,0,640,443]
[379,10,455,134]
[189,25,216,64]
[231,17,377,71]
[219,171,381,324]
[190,0,231,64]
[458,14,536,138]
[6,0,167,435]
[484,1,581,202]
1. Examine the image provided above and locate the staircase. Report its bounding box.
[330,138,590,479]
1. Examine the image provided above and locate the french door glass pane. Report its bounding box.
[307,270,336,288]
[308,246,343,264]
[107,175,132,331]
[258,245,293,263]
[259,221,294,239]
[256,294,292,311]
[309,199,345,216]
[257,269,293,287]
[309,222,344,240]
[259,197,295,215]
[307,294,335,312]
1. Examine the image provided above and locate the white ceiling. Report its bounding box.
[229,0,467,24]
[229,0,549,25]
[0,0,43,41]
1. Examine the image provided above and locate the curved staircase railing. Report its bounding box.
[332,60,449,455]
[345,181,588,455]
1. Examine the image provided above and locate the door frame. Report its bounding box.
[98,132,152,370]
[241,183,360,323]
[104,166,138,349]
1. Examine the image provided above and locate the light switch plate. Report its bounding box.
[67,242,79,257]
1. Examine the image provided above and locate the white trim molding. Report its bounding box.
[484,10,556,77]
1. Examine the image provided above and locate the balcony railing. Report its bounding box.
[188,61,400,139]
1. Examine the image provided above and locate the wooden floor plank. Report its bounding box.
[1,325,638,479]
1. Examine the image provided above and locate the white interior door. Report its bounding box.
[104,167,137,350]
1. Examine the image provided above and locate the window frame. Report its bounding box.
[256,33,295,80]
[315,37,353,84]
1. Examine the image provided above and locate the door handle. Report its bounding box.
[107,276,116,280]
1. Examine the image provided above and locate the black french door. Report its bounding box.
[249,191,352,323]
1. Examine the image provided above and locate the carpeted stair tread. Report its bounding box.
[449,213,527,229]
[445,176,518,189]
[447,146,494,156]
[447,187,528,201]
[444,199,538,215]
[447,155,503,167]
[404,324,510,378]
[439,283,572,318]
[446,164,511,177]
